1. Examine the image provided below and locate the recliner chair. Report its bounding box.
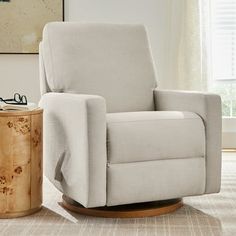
[39,22,221,217]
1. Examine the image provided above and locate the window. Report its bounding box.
[210,0,236,117]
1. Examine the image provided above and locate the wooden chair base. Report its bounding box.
[61,195,183,218]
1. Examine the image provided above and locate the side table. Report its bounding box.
[0,109,43,218]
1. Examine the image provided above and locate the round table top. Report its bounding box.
[0,108,43,117]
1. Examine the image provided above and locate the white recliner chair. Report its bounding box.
[39,22,222,217]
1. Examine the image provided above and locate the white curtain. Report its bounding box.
[165,0,209,91]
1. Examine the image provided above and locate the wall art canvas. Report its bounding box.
[0,0,63,53]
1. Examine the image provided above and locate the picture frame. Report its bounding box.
[0,0,64,54]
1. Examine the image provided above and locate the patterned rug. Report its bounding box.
[0,152,235,236]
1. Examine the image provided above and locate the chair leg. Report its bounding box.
[61,195,183,218]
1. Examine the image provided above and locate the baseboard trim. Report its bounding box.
[222,148,236,152]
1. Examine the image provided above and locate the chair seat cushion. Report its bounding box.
[106,111,205,164]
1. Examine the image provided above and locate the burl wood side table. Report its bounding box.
[0,109,43,218]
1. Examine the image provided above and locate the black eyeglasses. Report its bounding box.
[0,93,28,105]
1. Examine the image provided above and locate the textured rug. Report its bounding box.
[0,152,235,236]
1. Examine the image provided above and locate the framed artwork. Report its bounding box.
[0,0,64,54]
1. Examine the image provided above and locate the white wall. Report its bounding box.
[0,0,175,103]
[0,55,40,103]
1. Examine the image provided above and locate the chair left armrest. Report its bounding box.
[39,92,107,207]
[154,89,222,193]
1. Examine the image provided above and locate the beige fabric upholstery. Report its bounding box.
[107,157,205,206]
[107,111,205,164]
[39,22,222,208]
[39,43,50,95]
[39,93,107,208]
[154,89,222,194]
[41,22,157,112]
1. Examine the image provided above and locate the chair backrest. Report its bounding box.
[40,22,157,112]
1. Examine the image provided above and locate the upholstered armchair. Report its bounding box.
[39,22,221,217]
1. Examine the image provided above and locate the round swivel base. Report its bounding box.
[61,195,183,218]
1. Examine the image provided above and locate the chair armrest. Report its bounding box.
[154,89,222,193]
[39,92,107,207]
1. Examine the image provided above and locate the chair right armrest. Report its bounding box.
[154,89,222,194]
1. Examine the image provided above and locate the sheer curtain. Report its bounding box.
[166,0,209,91]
